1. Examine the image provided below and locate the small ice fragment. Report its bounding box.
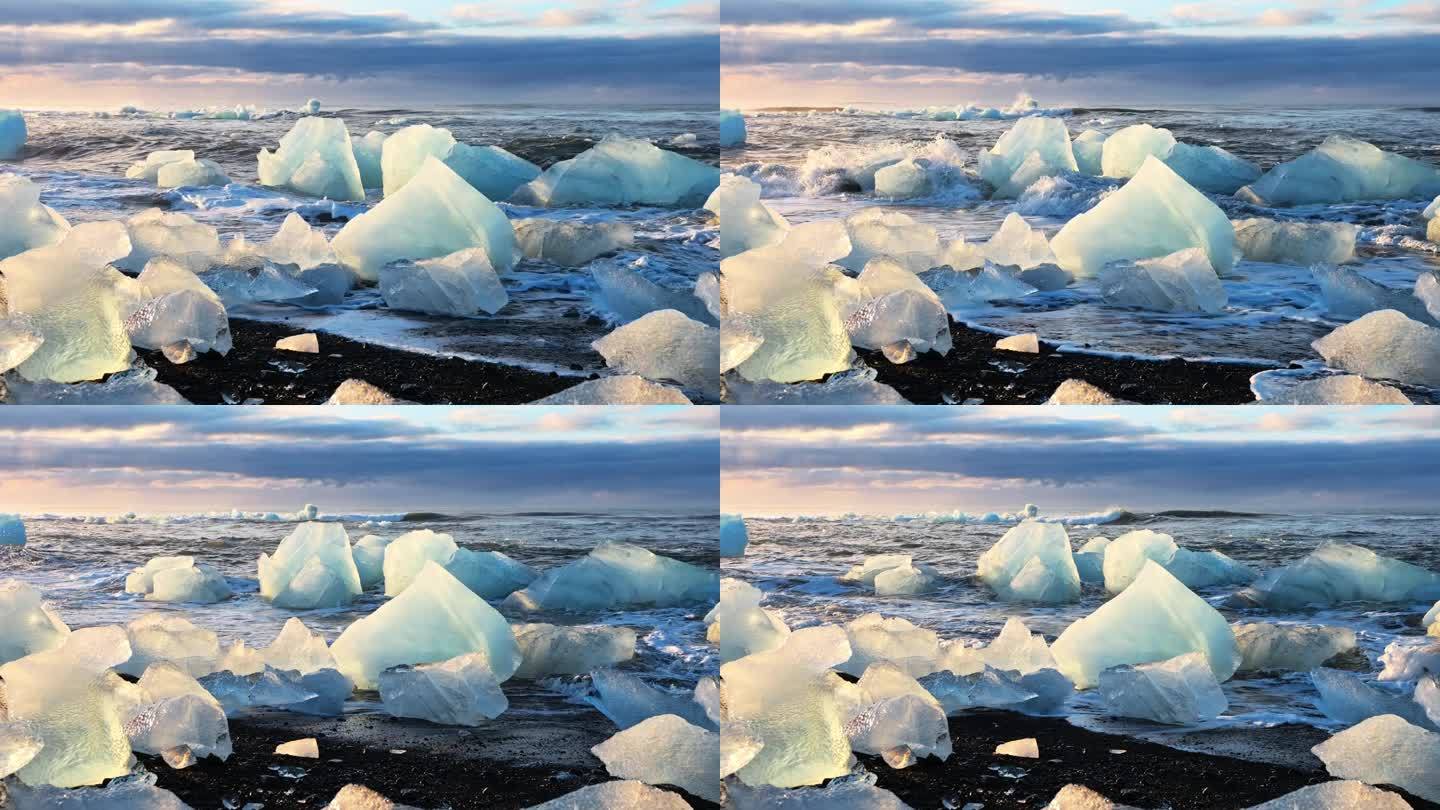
[1312,714,1440,803]
[275,333,319,353]
[514,219,632,266]
[275,737,319,758]
[592,309,719,399]
[995,333,1039,353]
[380,247,508,316]
[257,521,363,609]
[327,379,404,405]
[994,738,1039,758]
[591,714,719,802]
[379,652,508,725]
[1047,379,1125,405]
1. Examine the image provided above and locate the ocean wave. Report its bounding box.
[841,93,1070,122]
[760,506,1134,526]
[27,506,406,525]
[1014,172,1119,217]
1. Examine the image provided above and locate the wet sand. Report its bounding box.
[142,318,585,405]
[861,709,1438,809]
[857,320,1272,405]
[147,703,719,809]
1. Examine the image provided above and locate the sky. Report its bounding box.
[0,406,718,515]
[0,0,717,109]
[721,0,1440,108]
[721,407,1440,517]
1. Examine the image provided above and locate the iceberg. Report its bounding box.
[1312,309,1440,386]
[443,142,542,202]
[592,309,720,399]
[1097,652,1228,724]
[1234,623,1357,672]
[124,556,231,604]
[1072,129,1106,176]
[1238,136,1440,206]
[513,136,719,207]
[1312,714,1440,803]
[1234,218,1357,266]
[586,669,715,731]
[1050,157,1237,277]
[0,580,69,665]
[351,533,393,589]
[514,219,632,266]
[1313,266,1432,323]
[838,613,941,678]
[526,781,690,809]
[721,514,749,557]
[1072,536,1110,582]
[710,579,790,663]
[330,561,520,689]
[1240,541,1440,609]
[127,257,233,359]
[119,209,221,273]
[0,109,26,159]
[1051,561,1240,688]
[979,118,1078,198]
[257,521,363,609]
[1245,781,1412,810]
[381,124,459,196]
[0,174,68,261]
[382,529,534,599]
[126,150,195,183]
[117,614,219,678]
[874,563,940,596]
[591,715,720,802]
[511,623,635,679]
[332,157,518,282]
[721,109,747,147]
[157,158,230,189]
[379,652,508,725]
[984,213,1057,270]
[1311,668,1432,728]
[1102,529,1253,592]
[124,662,232,762]
[976,521,1082,603]
[590,260,714,324]
[720,625,855,787]
[257,117,365,201]
[0,627,135,787]
[1099,247,1227,313]
[1101,124,1177,179]
[1163,143,1260,195]
[705,174,789,258]
[0,514,25,545]
[874,159,932,199]
[840,208,940,273]
[351,130,387,189]
[380,247,508,316]
[846,665,951,764]
[531,375,690,405]
[503,541,717,612]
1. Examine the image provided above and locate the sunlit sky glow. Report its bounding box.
[0,407,718,515]
[0,0,717,109]
[721,407,1440,517]
[721,0,1440,108]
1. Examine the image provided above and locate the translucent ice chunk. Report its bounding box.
[511,623,635,679]
[720,514,749,557]
[350,130,387,189]
[1072,536,1111,582]
[1051,157,1237,277]
[590,260,714,324]
[157,158,231,189]
[1312,310,1440,386]
[263,212,338,271]
[332,156,518,282]
[1072,130,1106,176]
[1163,143,1260,195]
[1244,780,1412,810]
[512,136,719,207]
[874,563,940,596]
[380,124,456,196]
[0,580,69,665]
[1051,561,1240,688]
[1252,372,1411,405]
[1310,668,1431,728]
[327,379,405,406]
[0,174,68,261]
[276,737,319,757]
[976,521,1082,603]
[980,118,1078,198]
[592,309,719,399]
[258,117,365,201]
[127,257,233,358]
[125,662,231,761]
[995,333,1040,353]
[443,143,542,202]
[1378,640,1440,682]
[5,778,193,808]
[585,669,715,733]
[1240,541,1440,609]
[117,614,219,678]
[525,780,690,809]
[710,578,790,663]
[330,561,520,689]
[1101,124,1177,179]
[919,666,1038,714]
[981,617,1057,675]
[351,534,393,589]
[1233,218,1357,267]
[124,556,231,604]
[119,209,221,273]
[720,109,747,147]
[383,529,535,600]
[126,150,195,183]
[1239,136,1440,206]
[264,617,337,675]
[841,555,913,588]
[838,613,941,678]
[0,314,44,374]
[985,213,1056,269]
[0,109,27,159]
[874,159,931,199]
[705,174,789,258]
[257,522,363,609]
[275,333,319,353]
[1313,266,1432,323]
[380,246,508,316]
[1234,623,1357,672]
[531,375,691,405]
[1099,247,1227,313]
[1103,529,1253,593]
[379,651,508,725]
[503,541,717,612]
[995,738,1039,757]
[514,219,632,266]
[1098,651,1228,724]
[846,684,951,765]
[724,776,913,809]
[0,514,25,546]
[846,289,951,359]
[1312,714,1440,803]
[839,208,940,273]
[0,720,43,778]
[591,714,720,801]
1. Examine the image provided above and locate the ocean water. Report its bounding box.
[725,105,1440,399]
[3,508,718,716]
[12,104,719,377]
[723,509,1440,737]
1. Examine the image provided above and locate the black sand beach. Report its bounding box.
[141,318,587,405]
[861,709,1438,809]
[857,320,1273,405]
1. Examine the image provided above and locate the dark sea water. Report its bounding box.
[724,105,1440,396]
[724,508,1440,735]
[9,104,719,376]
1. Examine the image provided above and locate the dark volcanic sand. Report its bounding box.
[145,704,719,809]
[857,321,1274,405]
[140,318,585,405]
[858,709,1439,810]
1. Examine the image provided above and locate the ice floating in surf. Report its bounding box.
[331,561,520,690]
[512,136,719,207]
[592,714,721,802]
[976,521,1082,603]
[706,174,789,258]
[1239,136,1440,206]
[124,556,232,604]
[351,130,387,189]
[1051,561,1240,688]
[720,514,749,557]
[1072,130,1106,176]
[504,541,717,612]
[1242,542,1440,608]
[258,116,365,201]
[257,521,363,610]
[1234,623,1357,672]
[511,623,635,679]
[332,156,518,282]
[1099,248,1227,313]
[0,514,26,546]
[1050,157,1236,277]
[0,175,68,263]
[382,528,535,600]
[592,309,720,399]
[1234,218,1357,266]
[1101,125,1177,179]
[0,109,26,159]
[721,109,747,147]
[1313,714,1440,804]
[874,562,940,595]
[590,260,714,325]
[1098,651,1228,725]
[381,124,541,201]
[380,246,509,317]
[874,158,931,199]
[379,652,508,725]
[1310,667,1431,728]
[1312,309,1440,387]
[0,580,69,666]
[1102,528,1254,593]
[514,219,632,266]
[710,578,790,663]
[979,117,1078,199]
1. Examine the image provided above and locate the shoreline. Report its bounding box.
[141,318,585,405]
[860,709,1439,809]
[147,705,719,809]
[858,320,1272,404]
